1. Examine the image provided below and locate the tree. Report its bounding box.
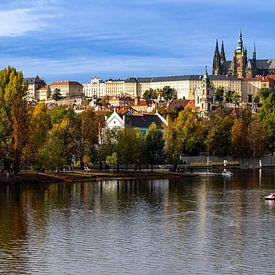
[144,123,164,171]
[231,91,240,107]
[51,88,62,100]
[39,135,67,171]
[259,91,275,154]
[106,152,117,174]
[143,88,158,101]
[260,88,273,100]
[116,127,141,170]
[205,114,233,156]
[247,119,267,157]
[0,67,30,172]
[42,107,78,171]
[215,86,224,106]
[165,109,206,169]
[24,102,51,166]
[162,86,176,101]
[231,108,253,156]
[75,109,98,169]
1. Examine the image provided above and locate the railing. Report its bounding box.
[191,161,240,167]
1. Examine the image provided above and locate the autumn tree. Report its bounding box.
[0,67,30,172]
[24,102,51,166]
[247,119,267,157]
[205,111,233,156]
[40,107,78,171]
[165,109,206,169]
[75,109,99,169]
[231,109,252,156]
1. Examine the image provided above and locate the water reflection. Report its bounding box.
[0,169,275,274]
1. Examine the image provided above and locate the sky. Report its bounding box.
[0,0,274,83]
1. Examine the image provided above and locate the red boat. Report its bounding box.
[265,193,275,200]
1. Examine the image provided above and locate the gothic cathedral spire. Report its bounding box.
[212,40,221,75]
[220,41,226,63]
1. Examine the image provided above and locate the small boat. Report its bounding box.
[222,169,233,176]
[264,193,275,200]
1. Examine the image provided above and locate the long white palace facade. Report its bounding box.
[83,73,274,103]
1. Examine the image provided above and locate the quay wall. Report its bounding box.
[180,156,275,168]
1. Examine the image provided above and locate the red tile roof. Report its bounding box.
[50,81,82,86]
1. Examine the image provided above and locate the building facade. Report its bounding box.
[50,81,83,98]
[212,32,275,78]
[83,77,106,98]
[24,76,45,100]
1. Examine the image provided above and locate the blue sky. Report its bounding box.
[0,0,274,83]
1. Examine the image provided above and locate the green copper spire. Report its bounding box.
[203,66,210,84]
[236,31,243,53]
[253,42,256,60]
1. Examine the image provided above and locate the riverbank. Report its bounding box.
[0,170,198,184]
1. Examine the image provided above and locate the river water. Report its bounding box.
[0,169,275,274]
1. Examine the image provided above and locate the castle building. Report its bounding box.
[212,32,275,78]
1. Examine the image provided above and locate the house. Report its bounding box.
[24,75,46,100]
[105,110,168,134]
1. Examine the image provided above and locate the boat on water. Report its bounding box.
[264,193,275,200]
[222,169,233,176]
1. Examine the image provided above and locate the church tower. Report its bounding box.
[195,67,215,115]
[220,41,226,63]
[212,40,221,75]
[231,32,247,78]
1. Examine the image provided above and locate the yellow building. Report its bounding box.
[50,81,83,98]
[36,85,51,101]
[241,76,275,102]
[105,79,125,97]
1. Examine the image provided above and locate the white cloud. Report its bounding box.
[0,1,59,37]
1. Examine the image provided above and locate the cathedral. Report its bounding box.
[212,32,275,78]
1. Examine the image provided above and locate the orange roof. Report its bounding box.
[185,99,195,110]
[50,81,82,86]
[37,85,50,90]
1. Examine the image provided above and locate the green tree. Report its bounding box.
[260,88,273,100]
[215,86,224,106]
[143,88,158,101]
[39,135,67,171]
[206,114,233,156]
[106,152,117,174]
[144,123,164,171]
[116,127,141,170]
[51,88,62,100]
[162,86,176,101]
[259,91,275,154]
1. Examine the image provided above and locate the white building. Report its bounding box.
[83,77,106,98]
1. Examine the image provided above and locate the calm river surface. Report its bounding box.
[1,169,275,274]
